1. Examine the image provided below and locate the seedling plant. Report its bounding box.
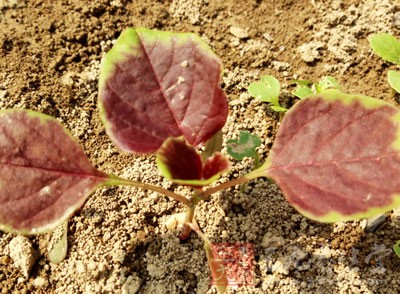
[2,28,400,292]
[394,240,400,258]
[291,76,342,99]
[248,75,342,118]
[248,75,287,112]
[369,33,400,94]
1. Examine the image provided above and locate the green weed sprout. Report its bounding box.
[369,33,400,94]
[248,75,287,112]
[227,130,262,169]
[291,76,342,99]
[227,131,262,192]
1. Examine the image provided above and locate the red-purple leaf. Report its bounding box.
[263,90,400,222]
[157,137,203,181]
[0,110,110,234]
[203,153,230,180]
[156,137,230,187]
[99,28,228,153]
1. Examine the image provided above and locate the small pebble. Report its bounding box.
[9,236,38,278]
[263,33,274,42]
[230,26,248,39]
[393,12,400,29]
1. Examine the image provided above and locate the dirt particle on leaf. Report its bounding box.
[180,60,189,68]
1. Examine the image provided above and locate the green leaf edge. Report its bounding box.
[304,89,397,110]
[0,108,52,124]
[369,33,400,65]
[2,177,118,235]
[271,105,287,112]
[248,75,280,102]
[292,85,313,99]
[289,79,313,86]
[297,196,400,223]
[98,28,144,145]
[317,76,341,92]
[394,240,400,257]
[156,152,173,180]
[388,70,400,93]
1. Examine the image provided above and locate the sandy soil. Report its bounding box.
[1,0,400,293]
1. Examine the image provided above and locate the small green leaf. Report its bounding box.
[48,222,68,264]
[292,85,313,99]
[271,105,288,112]
[202,130,223,161]
[317,76,341,92]
[289,79,312,87]
[248,75,280,103]
[293,77,341,99]
[388,70,400,93]
[369,33,400,65]
[227,131,262,160]
[394,240,400,257]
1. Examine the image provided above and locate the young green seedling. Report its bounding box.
[291,76,342,99]
[248,75,287,113]
[227,130,262,192]
[2,28,400,293]
[227,130,262,169]
[369,33,400,94]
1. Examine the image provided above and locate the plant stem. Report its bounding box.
[279,111,284,122]
[253,152,260,169]
[188,220,208,244]
[199,176,250,201]
[188,221,228,294]
[185,198,197,223]
[199,166,266,201]
[107,175,190,206]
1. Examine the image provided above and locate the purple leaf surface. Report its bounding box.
[203,153,230,180]
[0,110,110,234]
[99,28,228,153]
[157,137,230,187]
[264,90,400,222]
[157,137,203,181]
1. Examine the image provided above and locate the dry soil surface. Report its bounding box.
[1,0,400,293]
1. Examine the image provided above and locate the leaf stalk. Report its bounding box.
[107,175,190,206]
